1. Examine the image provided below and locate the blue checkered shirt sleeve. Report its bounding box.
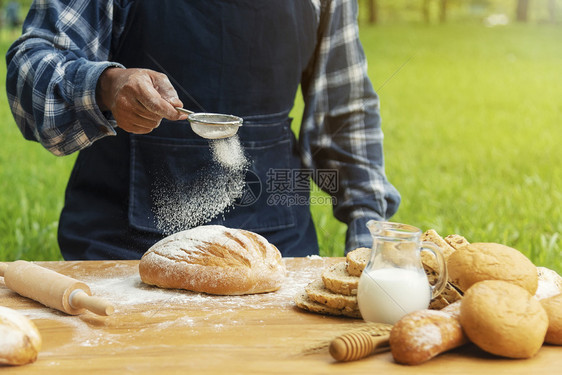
[5,0,129,156]
[301,0,401,252]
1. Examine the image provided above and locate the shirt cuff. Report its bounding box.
[345,215,383,254]
[74,60,124,142]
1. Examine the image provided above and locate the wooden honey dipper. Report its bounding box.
[329,331,390,361]
[0,260,115,316]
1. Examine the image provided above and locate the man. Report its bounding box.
[6,0,400,260]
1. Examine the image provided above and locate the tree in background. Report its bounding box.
[548,0,557,23]
[516,0,529,21]
[359,0,561,25]
[368,0,378,24]
[361,0,379,24]
[422,0,449,23]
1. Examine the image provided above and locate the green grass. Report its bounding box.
[0,30,74,261]
[1,23,561,274]
[306,23,562,274]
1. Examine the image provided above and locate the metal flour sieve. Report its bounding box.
[176,107,243,139]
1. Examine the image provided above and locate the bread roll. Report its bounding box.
[390,309,467,365]
[540,293,562,345]
[139,225,286,295]
[0,306,42,366]
[460,280,548,358]
[536,266,562,300]
[447,242,538,294]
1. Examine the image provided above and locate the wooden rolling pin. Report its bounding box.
[0,260,114,316]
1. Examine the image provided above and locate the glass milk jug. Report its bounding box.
[357,221,448,324]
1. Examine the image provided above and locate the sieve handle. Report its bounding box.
[175,107,194,115]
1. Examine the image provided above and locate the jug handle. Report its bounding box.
[420,241,448,299]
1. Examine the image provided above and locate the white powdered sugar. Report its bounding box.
[409,324,443,350]
[153,135,249,235]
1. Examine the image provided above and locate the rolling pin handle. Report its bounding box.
[69,289,115,316]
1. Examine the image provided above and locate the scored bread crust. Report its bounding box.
[139,225,286,295]
[444,234,470,251]
[0,306,42,366]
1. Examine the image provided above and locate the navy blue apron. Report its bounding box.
[58,0,320,259]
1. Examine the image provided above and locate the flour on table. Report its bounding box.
[83,260,324,311]
[15,258,330,352]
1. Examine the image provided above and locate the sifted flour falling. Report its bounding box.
[153,135,249,235]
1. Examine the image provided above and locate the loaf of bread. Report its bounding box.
[420,229,457,272]
[425,266,462,305]
[447,243,538,294]
[139,225,286,295]
[444,234,470,251]
[390,308,467,365]
[0,306,42,366]
[460,280,548,359]
[540,293,562,345]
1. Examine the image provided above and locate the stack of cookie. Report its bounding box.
[294,230,469,318]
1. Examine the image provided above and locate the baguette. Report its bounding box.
[389,308,467,365]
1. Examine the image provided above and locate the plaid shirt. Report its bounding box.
[6,0,400,252]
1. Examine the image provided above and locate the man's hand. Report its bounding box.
[96,67,188,133]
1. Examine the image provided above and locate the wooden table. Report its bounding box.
[0,257,560,374]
